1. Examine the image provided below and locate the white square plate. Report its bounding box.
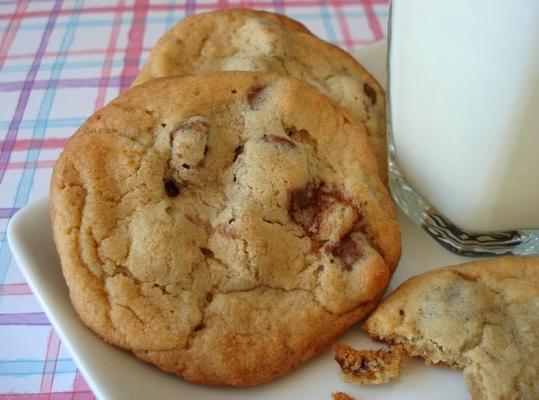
[8,41,472,400]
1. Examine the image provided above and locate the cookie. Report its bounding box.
[363,256,539,400]
[331,392,356,400]
[50,72,400,386]
[132,9,387,182]
[334,343,403,384]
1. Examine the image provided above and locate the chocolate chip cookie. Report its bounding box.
[364,256,539,400]
[132,9,388,181]
[51,72,400,386]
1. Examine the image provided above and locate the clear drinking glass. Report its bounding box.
[387,0,539,256]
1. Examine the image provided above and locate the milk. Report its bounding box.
[389,0,539,232]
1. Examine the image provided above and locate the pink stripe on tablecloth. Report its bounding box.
[0,138,68,152]
[0,392,94,400]
[5,159,56,170]
[40,329,62,394]
[71,371,93,400]
[360,0,384,40]
[0,283,33,295]
[119,0,149,90]
[0,0,29,69]
[331,0,354,51]
[94,0,126,109]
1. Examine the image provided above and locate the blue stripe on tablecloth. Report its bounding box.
[0,359,77,375]
[166,0,177,28]
[318,1,337,43]
[0,118,85,130]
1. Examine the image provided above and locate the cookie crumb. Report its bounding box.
[331,391,355,400]
[334,344,403,384]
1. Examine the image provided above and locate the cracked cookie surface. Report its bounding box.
[363,256,539,400]
[50,72,400,386]
[132,9,388,182]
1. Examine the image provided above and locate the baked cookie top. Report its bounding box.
[364,256,539,400]
[132,9,388,181]
[51,72,400,386]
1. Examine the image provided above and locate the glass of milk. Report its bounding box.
[388,0,539,255]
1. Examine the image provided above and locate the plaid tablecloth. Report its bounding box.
[0,1,388,398]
